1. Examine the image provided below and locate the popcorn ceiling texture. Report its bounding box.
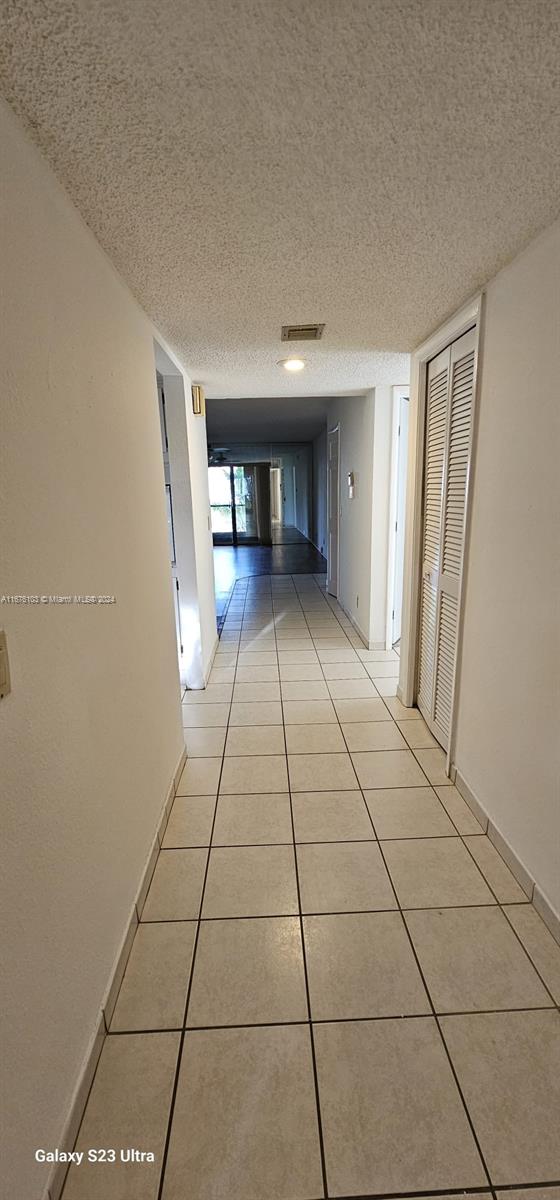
[1,0,559,398]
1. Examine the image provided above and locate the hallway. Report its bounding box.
[213,535,327,620]
[62,574,560,1200]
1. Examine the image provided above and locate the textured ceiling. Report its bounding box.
[1,0,559,398]
[206,396,333,442]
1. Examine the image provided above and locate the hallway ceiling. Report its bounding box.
[1,1,558,398]
[206,396,333,443]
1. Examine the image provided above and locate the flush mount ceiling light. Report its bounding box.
[278,357,306,372]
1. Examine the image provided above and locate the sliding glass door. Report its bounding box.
[209,464,258,544]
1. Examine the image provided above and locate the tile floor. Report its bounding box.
[62,574,560,1200]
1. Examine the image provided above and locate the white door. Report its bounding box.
[392,396,409,644]
[327,426,340,597]
[417,326,476,750]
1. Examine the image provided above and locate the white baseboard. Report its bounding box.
[453,766,560,946]
[47,743,187,1200]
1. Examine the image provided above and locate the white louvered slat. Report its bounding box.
[417,327,476,752]
[433,592,459,737]
[417,352,449,723]
[442,348,475,578]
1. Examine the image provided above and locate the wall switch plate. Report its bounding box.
[0,630,11,699]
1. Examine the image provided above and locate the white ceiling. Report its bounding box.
[206,396,333,443]
[1,1,558,398]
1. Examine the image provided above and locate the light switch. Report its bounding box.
[0,630,11,699]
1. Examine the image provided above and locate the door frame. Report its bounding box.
[398,292,484,772]
[327,424,340,598]
[385,385,410,650]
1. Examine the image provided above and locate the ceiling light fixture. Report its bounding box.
[278,357,306,372]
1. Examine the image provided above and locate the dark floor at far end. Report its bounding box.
[214,528,327,621]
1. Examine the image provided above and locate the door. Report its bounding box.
[392,395,409,644]
[417,326,476,750]
[327,426,340,597]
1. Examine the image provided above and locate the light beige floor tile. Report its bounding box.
[357,648,399,662]
[283,699,338,724]
[365,787,456,839]
[220,754,288,795]
[374,677,399,696]
[111,922,196,1031]
[187,917,307,1026]
[162,1025,323,1200]
[285,723,346,754]
[342,721,407,751]
[288,752,357,792]
[366,659,401,678]
[182,683,233,705]
[413,746,449,785]
[464,835,528,902]
[279,662,323,680]
[497,1189,560,1200]
[176,757,221,796]
[314,1018,485,1196]
[162,796,215,847]
[327,678,379,699]
[275,637,315,649]
[63,1033,179,1200]
[208,666,235,685]
[321,661,368,679]
[313,638,352,649]
[435,784,485,833]
[229,701,283,725]
[202,845,298,917]
[383,838,496,908]
[406,906,552,1012]
[397,717,439,748]
[183,727,226,758]
[441,1010,560,1183]
[333,697,391,723]
[141,849,207,921]
[352,749,428,789]
[504,903,560,1002]
[317,647,359,662]
[239,638,276,652]
[281,679,330,700]
[305,911,429,1019]
[234,664,279,682]
[213,653,238,669]
[297,841,396,913]
[212,793,292,845]
[382,697,423,719]
[292,791,373,842]
[233,681,281,702]
[237,651,278,666]
[224,725,285,756]
[278,649,319,663]
[182,703,230,728]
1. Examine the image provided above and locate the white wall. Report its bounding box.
[328,394,376,641]
[312,428,328,555]
[369,384,394,647]
[454,220,560,915]
[0,102,213,1198]
[157,358,217,687]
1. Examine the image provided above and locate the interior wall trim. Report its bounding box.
[453,766,560,945]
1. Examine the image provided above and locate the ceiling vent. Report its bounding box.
[281,323,325,342]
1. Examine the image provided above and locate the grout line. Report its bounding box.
[279,584,330,1199]
[155,594,239,1200]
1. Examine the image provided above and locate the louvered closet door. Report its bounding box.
[417,327,476,750]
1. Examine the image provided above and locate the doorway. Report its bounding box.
[387,390,410,649]
[327,425,340,597]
